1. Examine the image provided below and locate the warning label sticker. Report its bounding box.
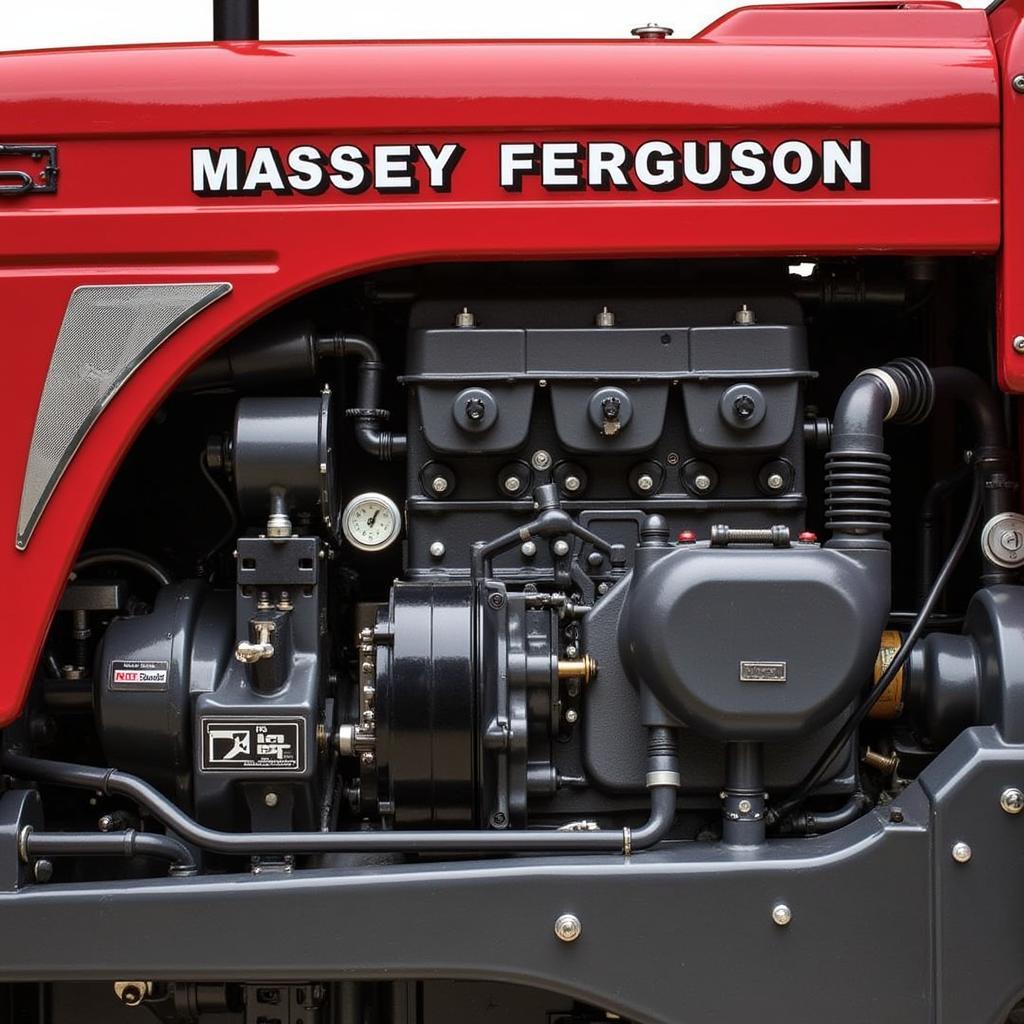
[200,718,305,773]
[110,660,169,691]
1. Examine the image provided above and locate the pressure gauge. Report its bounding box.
[341,492,402,552]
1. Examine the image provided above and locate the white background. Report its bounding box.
[0,0,993,51]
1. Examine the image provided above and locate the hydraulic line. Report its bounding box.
[2,730,678,858]
[769,465,983,825]
[19,827,197,875]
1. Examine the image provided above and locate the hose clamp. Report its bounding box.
[622,827,632,857]
[856,368,901,421]
[646,770,681,788]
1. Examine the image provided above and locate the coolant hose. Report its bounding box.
[319,334,407,461]
[2,732,678,857]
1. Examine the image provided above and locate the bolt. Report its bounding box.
[264,792,278,808]
[595,306,616,327]
[1015,335,1024,353]
[637,473,655,492]
[566,644,579,657]
[504,475,522,493]
[693,473,713,493]
[360,751,375,766]
[771,904,792,926]
[429,541,446,558]
[666,452,680,466]
[952,841,972,863]
[554,913,583,942]
[766,473,785,491]
[465,396,486,421]
[587,551,603,568]
[889,806,905,824]
[597,582,610,596]
[531,450,552,471]
[1002,788,1024,814]
[455,306,476,328]
[738,798,753,814]
[431,475,448,495]
[521,540,537,558]
[552,539,570,557]
[565,708,579,724]
[490,811,507,828]
[733,394,756,419]
[98,814,115,832]
[734,304,756,326]
[1015,74,1024,94]
[33,859,53,884]
[488,592,505,609]
[564,475,582,493]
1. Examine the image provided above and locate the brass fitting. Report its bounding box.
[557,654,597,684]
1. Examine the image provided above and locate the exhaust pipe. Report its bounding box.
[214,0,259,41]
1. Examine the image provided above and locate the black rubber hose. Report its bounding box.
[775,793,871,836]
[21,827,197,875]
[319,334,407,461]
[73,549,173,587]
[769,465,983,825]
[918,465,971,604]
[1,743,677,857]
[931,366,1007,452]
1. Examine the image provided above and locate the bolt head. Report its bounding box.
[431,476,448,495]
[521,540,537,558]
[738,798,753,814]
[429,541,446,558]
[360,751,375,766]
[531,450,552,471]
[504,476,522,493]
[1015,74,1024,94]
[1014,336,1024,354]
[264,791,279,808]
[771,904,792,926]
[637,473,655,492]
[564,475,582,493]
[766,473,785,491]
[693,473,712,492]
[1001,788,1024,814]
[952,841,972,863]
[565,708,579,724]
[554,913,582,942]
[553,539,570,557]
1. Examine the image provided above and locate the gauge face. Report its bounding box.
[341,493,402,552]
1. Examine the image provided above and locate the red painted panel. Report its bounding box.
[0,4,1005,724]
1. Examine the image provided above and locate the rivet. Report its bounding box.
[951,841,972,863]
[521,540,537,558]
[552,539,570,557]
[771,903,792,926]
[429,541,446,559]
[554,913,582,942]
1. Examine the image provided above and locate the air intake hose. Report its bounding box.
[825,357,934,537]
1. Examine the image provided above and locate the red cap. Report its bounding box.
[677,530,697,544]
[798,531,818,544]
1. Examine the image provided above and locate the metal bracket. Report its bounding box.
[0,144,58,196]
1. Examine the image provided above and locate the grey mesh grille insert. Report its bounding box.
[16,282,231,549]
